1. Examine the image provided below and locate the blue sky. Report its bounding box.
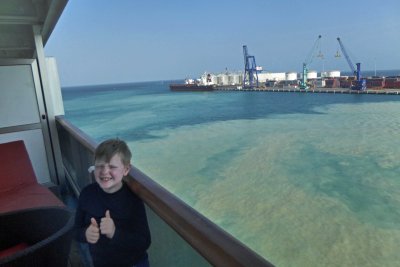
[46,0,400,86]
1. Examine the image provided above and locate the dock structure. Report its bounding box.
[214,86,400,95]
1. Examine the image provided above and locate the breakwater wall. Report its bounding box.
[214,86,400,95]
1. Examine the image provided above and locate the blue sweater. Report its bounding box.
[74,182,151,267]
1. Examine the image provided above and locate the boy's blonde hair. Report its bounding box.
[94,138,132,166]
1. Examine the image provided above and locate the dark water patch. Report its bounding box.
[286,143,400,229]
[63,81,400,144]
[197,146,244,180]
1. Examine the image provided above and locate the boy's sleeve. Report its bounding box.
[74,198,89,243]
[110,199,151,251]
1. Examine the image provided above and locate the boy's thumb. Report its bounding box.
[105,210,111,218]
[90,217,98,227]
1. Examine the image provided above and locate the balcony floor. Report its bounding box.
[68,240,86,267]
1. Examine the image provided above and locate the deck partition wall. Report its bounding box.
[0,60,56,185]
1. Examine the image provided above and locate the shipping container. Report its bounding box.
[340,80,352,88]
[384,80,400,89]
[324,78,340,88]
[366,78,385,89]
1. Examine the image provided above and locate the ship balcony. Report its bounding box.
[55,116,274,267]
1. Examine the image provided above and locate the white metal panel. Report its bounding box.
[33,27,60,183]
[46,57,65,116]
[0,129,51,184]
[0,59,59,186]
[0,65,40,128]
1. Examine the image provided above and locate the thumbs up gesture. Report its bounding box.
[85,217,100,244]
[100,210,116,239]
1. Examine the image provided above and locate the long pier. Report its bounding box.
[214,86,400,95]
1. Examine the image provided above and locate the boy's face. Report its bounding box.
[94,153,130,193]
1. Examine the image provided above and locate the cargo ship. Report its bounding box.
[169,83,215,91]
[170,78,215,91]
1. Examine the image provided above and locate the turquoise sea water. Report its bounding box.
[62,79,400,266]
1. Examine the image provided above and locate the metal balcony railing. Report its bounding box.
[56,115,274,267]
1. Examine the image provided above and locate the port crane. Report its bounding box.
[242,45,259,88]
[300,35,323,90]
[336,37,366,90]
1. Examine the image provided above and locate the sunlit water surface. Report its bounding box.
[63,81,400,266]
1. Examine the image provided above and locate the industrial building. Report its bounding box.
[199,70,342,87]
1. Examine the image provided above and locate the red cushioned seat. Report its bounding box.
[0,140,64,213]
[0,184,64,213]
[0,243,29,259]
[0,140,37,192]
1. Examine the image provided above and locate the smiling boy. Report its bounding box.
[74,138,151,267]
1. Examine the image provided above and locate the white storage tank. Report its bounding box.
[221,74,229,85]
[217,73,229,85]
[285,72,297,81]
[229,73,241,85]
[238,73,244,84]
[257,73,268,83]
[327,70,340,78]
[262,72,286,81]
[216,75,223,85]
[308,70,318,79]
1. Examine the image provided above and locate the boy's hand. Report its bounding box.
[85,218,100,244]
[100,210,116,239]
